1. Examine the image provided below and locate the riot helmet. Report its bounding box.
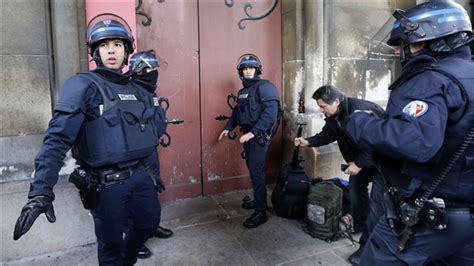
[387,1,472,57]
[236,53,262,79]
[87,13,135,65]
[129,50,160,74]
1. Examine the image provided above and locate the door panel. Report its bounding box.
[198,0,282,195]
[134,0,281,199]
[136,1,202,201]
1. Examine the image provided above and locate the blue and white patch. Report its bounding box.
[118,94,137,101]
[153,97,159,106]
[238,93,249,99]
[402,100,429,118]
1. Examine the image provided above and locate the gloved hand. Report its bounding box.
[155,175,166,193]
[13,195,56,240]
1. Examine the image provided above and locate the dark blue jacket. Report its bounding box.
[344,46,474,202]
[306,97,385,169]
[225,77,280,136]
[29,68,158,198]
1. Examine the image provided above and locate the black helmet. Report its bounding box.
[87,13,135,57]
[236,53,262,77]
[129,50,160,74]
[387,1,472,47]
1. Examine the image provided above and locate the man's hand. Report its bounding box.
[218,130,229,141]
[239,132,255,143]
[294,137,309,147]
[344,162,361,176]
[13,195,56,240]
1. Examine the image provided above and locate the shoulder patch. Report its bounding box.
[402,100,429,118]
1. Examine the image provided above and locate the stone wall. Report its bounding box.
[0,0,92,262]
[281,0,415,179]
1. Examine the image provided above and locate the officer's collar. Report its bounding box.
[435,45,472,61]
[242,76,261,88]
[400,53,437,76]
[93,67,130,85]
[132,80,157,93]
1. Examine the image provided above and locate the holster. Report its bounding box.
[68,168,101,210]
[382,187,402,232]
[256,132,271,146]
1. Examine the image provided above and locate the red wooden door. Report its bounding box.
[134,0,281,200]
[198,1,282,195]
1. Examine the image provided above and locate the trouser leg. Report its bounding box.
[122,167,161,265]
[244,139,268,213]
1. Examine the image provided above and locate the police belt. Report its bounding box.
[93,163,140,183]
[418,191,474,209]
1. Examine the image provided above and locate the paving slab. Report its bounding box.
[4,188,361,265]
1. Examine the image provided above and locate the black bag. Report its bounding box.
[271,122,310,220]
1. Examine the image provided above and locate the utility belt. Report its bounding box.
[381,187,449,233]
[383,186,474,230]
[68,163,141,210]
[240,127,271,146]
[92,163,141,183]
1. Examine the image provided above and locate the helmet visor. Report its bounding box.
[368,16,399,59]
[129,50,169,74]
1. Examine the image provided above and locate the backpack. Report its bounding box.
[302,181,343,242]
[326,177,351,216]
[271,163,310,219]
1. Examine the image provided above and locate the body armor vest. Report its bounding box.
[73,72,159,168]
[235,80,267,128]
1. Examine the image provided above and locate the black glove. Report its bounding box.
[154,175,166,193]
[13,195,56,240]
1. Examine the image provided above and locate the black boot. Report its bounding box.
[155,225,173,239]
[137,245,152,259]
[243,211,267,228]
[241,200,254,209]
[348,245,364,265]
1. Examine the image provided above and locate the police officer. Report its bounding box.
[128,50,174,259]
[294,84,385,264]
[218,54,280,228]
[13,14,165,265]
[343,1,474,264]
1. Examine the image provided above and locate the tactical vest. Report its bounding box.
[235,80,280,131]
[72,72,159,168]
[394,57,474,203]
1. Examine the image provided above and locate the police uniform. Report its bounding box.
[29,67,163,265]
[344,45,474,265]
[305,97,385,242]
[225,77,279,215]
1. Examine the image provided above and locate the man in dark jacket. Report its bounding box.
[343,1,474,264]
[294,84,385,264]
[13,14,164,265]
[218,54,280,228]
[129,50,174,259]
